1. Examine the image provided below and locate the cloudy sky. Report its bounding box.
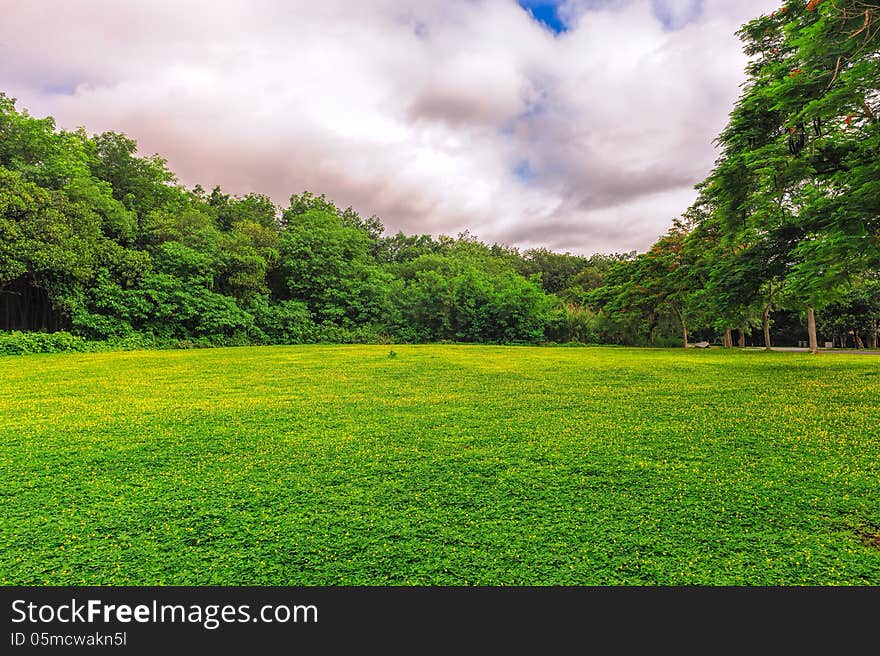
[0,0,777,254]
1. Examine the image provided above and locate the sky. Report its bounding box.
[0,0,778,255]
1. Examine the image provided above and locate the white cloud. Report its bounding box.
[0,0,776,254]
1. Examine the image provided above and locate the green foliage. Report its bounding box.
[247,296,313,343]
[546,303,601,344]
[0,330,90,354]
[515,248,590,294]
[279,207,393,326]
[816,276,880,347]
[129,273,255,338]
[219,219,279,302]
[207,187,278,231]
[393,251,555,343]
[715,0,880,309]
[377,231,444,264]
[90,131,183,217]
[0,330,180,354]
[310,321,390,344]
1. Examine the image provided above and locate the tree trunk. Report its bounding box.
[762,306,772,351]
[807,306,818,354]
[682,319,688,349]
[738,326,746,348]
[855,332,864,350]
[723,327,733,348]
[870,325,878,350]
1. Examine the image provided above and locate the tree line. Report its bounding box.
[588,0,880,351]
[1,2,878,351]
[0,91,625,347]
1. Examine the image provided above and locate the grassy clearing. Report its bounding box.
[1,345,879,585]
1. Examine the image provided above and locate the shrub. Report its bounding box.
[312,322,389,344]
[0,331,90,355]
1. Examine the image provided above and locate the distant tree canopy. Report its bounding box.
[1,3,878,350]
[0,93,565,345]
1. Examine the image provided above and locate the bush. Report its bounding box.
[71,308,136,340]
[312,322,390,344]
[545,304,602,344]
[0,330,232,356]
[0,331,91,355]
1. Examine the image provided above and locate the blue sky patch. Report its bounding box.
[518,1,567,34]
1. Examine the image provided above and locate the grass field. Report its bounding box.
[2,345,879,585]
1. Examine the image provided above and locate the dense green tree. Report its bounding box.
[378,232,445,264]
[393,250,554,343]
[0,167,105,330]
[279,204,392,327]
[90,131,183,220]
[514,248,589,294]
[207,186,278,231]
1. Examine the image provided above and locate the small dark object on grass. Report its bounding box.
[388,350,397,358]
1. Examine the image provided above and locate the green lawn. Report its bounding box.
[2,345,878,585]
